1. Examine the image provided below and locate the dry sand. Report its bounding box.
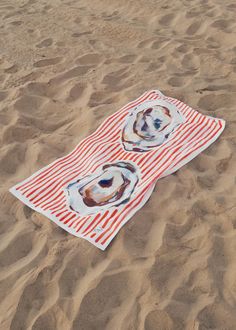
[0,0,236,329]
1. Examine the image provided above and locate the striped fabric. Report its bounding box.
[10,90,225,250]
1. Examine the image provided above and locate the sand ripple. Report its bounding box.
[0,0,236,328]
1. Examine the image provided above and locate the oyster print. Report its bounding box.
[65,161,139,215]
[121,99,185,152]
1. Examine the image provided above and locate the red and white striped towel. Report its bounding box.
[10,90,225,250]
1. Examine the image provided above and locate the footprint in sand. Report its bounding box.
[137,38,155,49]
[168,76,186,87]
[0,90,8,101]
[123,211,155,254]
[3,9,23,19]
[146,62,163,72]
[67,82,86,102]
[0,5,14,10]
[4,64,18,74]
[0,232,32,267]
[181,53,200,71]
[116,54,137,64]
[197,174,216,189]
[13,91,64,130]
[71,31,92,38]
[211,19,234,32]
[185,9,204,19]
[3,122,38,144]
[75,53,102,65]
[176,44,190,53]
[23,205,34,219]
[206,37,220,49]
[101,10,120,21]
[191,200,208,218]
[198,93,235,111]
[151,39,169,49]
[0,213,15,235]
[159,13,175,26]
[14,94,45,114]
[72,273,130,329]
[0,143,26,175]
[42,4,53,13]
[24,80,64,101]
[32,310,56,330]
[88,91,120,108]
[145,310,174,330]
[58,253,87,298]
[186,21,201,35]
[33,57,62,68]
[49,65,93,86]
[10,20,23,26]
[216,157,231,174]
[190,156,210,173]
[24,82,52,97]
[102,68,131,92]
[10,270,55,330]
[36,38,53,48]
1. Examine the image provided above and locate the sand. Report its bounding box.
[0,0,236,329]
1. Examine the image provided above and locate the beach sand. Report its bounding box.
[0,0,236,329]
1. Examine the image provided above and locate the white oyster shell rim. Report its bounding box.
[121,99,185,152]
[64,161,141,216]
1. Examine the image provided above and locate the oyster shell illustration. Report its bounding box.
[122,99,185,152]
[65,161,139,215]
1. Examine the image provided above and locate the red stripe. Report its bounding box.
[63,213,76,224]
[47,196,65,211]
[74,217,89,232]
[82,210,109,235]
[68,216,81,228]
[41,191,65,210]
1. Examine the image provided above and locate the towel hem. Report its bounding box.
[9,101,226,250]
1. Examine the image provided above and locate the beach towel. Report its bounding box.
[10,90,225,250]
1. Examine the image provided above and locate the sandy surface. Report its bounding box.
[0,0,236,329]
